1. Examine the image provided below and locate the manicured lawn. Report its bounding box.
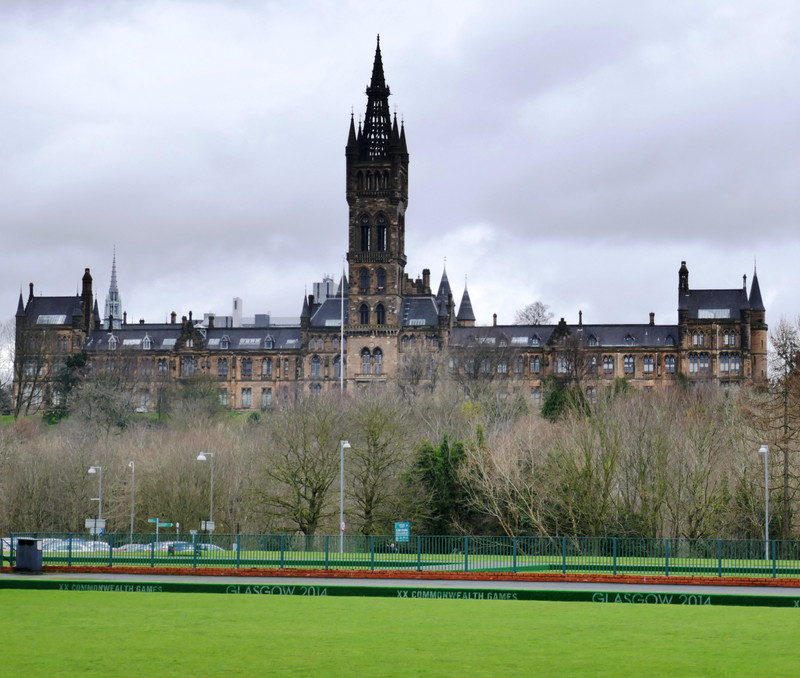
[1,589,799,676]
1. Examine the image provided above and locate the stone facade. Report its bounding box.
[12,39,768,415]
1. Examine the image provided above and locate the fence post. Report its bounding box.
[613,537,617,576]
[464,536,469,573]
[108,537,113,568]
[280,534,285,570]
[665,538,669,577]
[325,536,329,570]
[513,536,517,574]
[371,536,375,571]
[192,533,198,569]
[235,534,241,569]
[417,535,421,572]
[772,540,777,579]
[68,533,73,568]
[562,536,566,575]
[718,539,722,578]
[150,533,155,568]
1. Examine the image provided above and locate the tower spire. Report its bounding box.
[104,248,123,329]
[361,35,392,159]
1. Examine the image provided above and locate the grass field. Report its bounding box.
[2,589,799,677]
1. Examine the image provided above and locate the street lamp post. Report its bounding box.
[197,452,215,532]
[339,440,351,554]
[759,445,769,560]
[128,461,135,543]
[87,465,103,521]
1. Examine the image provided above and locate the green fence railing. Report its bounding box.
[4,533,799,579]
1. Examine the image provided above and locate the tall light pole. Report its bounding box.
[88,465,103,521]
[128,461,135,543]
[339,440,351,554]
[759,445,769,560]
[197,452,215,532]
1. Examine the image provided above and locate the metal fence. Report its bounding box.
[3,533,799,578]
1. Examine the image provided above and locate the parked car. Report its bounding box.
[114,543,151,553]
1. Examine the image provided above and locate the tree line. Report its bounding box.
[1,318,798,541]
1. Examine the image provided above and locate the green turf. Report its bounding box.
[2,589,799,676]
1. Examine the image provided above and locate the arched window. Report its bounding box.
[402,335,408,348]
[603,356,614,374]
[265,357,273,377]
[359,304,370,325]
[624,355,635,374]
[356,171,363,191]
[218,358,228,377]
[376,303,386,325]
[334,355,341,378]
[221,335,230,349]
[261,358,269,376]
[311,355,321,378]
[359,268,369,292]
[374,348,383,375]
[360,215,371,251]
[514,356,524,374]
[377,215,387,251]
[361,348,371,375]
[720,353,730,373]
[377,267,386,290]
[643,355,654,374]
[264,335,274,349]
[530,356,541,374]
[241,358,252,377]
[665,355,676,373]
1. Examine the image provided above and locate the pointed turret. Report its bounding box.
[336,271,348,298]
[749,268,765,312]
[457,284,476,326]
[300,293,311,319]
[16,291,25,317]
[346,113,358,156]
[435,267,452,316]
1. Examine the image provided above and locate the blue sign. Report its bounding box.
[394,522,410,542]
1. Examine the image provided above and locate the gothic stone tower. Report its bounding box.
[346,37,409,332]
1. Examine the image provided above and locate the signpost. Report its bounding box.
[85,518,106,536]
[148,517,172,541]
[394,522,410,543]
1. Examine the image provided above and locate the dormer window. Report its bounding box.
[530,335,540,347]
[221,335,231,350]
[625,334,634,345]
[265,335,275,349]
[142,335,152,350]
[588,335,598,347]
[185,338,194,348]
[108,335,118,350]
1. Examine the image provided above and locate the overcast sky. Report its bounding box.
[2,0,798,332]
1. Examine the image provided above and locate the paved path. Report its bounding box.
[4,569,799,597]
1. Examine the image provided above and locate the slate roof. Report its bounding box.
[450,324,680,349]
[401,296,439,327]
[83,325,302,352]
[309,296,348,328]
[684,288,750,320]
[23,296,82,324]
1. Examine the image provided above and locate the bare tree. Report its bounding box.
[257,395,345,535]
[345,391,412,534]
[514,301,553,326]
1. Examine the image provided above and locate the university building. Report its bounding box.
[13,39,768,414]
